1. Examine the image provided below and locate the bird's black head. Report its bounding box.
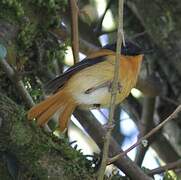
[103,41,143,56]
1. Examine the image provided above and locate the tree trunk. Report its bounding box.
[0,93,95,180]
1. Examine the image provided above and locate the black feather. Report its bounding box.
[103,41,142,56]
[45,56,106,94]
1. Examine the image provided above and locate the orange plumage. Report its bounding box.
[28,42,144,132]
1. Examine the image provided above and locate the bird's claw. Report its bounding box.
[85,81,112,94]
[108,81,122,93]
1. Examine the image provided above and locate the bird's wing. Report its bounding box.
[44,49,115,94]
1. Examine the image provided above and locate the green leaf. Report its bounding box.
[0,44,7,60]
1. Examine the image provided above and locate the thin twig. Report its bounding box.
[97,0,124,179]
[108,105,181,164]
[69,0,79,63]
[147,159,181,175]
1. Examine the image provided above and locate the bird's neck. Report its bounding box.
[131,55,143,73]
[120,55,143,85]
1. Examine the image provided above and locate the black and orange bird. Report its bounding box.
[28,41,144,132]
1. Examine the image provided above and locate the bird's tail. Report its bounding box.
[27,90,76,132]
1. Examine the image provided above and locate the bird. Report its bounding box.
[28,41,144,132]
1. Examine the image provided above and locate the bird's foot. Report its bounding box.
[85,81,122,94]
[108,81,122,93]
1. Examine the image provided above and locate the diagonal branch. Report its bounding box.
[0,59,34,108]
[109,105,181,164]
[0,58,51,132]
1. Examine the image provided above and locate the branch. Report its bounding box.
[152,134,180,163]
[124,95,180,163]
[135,97,156,166]
[0,59,34,108]
[69,0,79,63]
[0,59,51,132]
[109,105,181,164]
[97,0,124,179]
[147,159,181,175]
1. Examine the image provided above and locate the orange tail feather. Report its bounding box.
[58,100,76,132]
[27,90,75,128]
[36,99,62,126]
[28,90,63,120]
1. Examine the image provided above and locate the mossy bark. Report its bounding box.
[0,93,95,180]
